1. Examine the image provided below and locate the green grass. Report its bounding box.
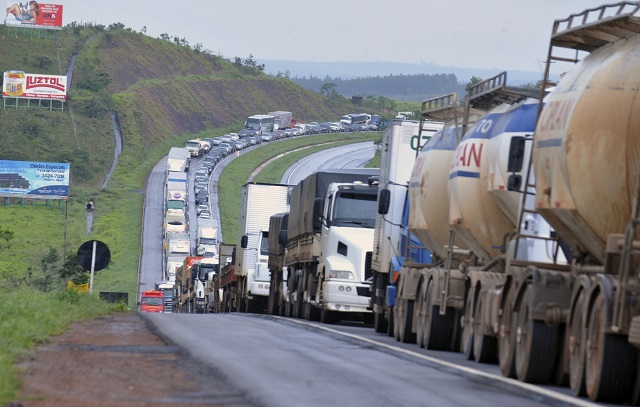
[0,288,117,405]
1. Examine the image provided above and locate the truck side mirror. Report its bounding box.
[278,229,288,247]
[378,189,390,215]
[241,235,248,249]
[312,198,324,232]
[507,136,526,173]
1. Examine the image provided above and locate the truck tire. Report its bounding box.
[304,274,320,321]
[222,290,229,313]
[292,277,303,319]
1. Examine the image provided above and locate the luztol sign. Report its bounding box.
[2,71,67,100]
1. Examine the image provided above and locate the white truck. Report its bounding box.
[268,111,293,130]
[164,232,190,262]
[275,168,380,323]
[166,181,187,205]
[185,139,203,157]
[196,218,219,257]
[166,255,187,281]
[166,171,187,185]
[184,257,219,313]
[221,182,292,313]
[369,118,443,333]
[166,147,190,172]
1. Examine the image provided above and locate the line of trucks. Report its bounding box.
[214,3,640,404]
[161,146,221,313]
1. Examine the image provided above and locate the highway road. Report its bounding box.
[138,137,611,407]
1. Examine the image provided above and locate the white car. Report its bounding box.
[197,204,209,216]
[198,210,212,219]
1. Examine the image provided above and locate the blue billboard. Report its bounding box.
[0,160,70,200]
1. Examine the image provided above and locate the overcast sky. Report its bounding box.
[56,0,611,73]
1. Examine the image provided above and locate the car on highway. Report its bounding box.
[195,190,208,205]
[197,204,209,216]
[219,142,234,154]
[261,133,274,142]
[198,209,212,219]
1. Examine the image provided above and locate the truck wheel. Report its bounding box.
[419,278,453,351]
[293,277,303,319]
[395,297,416,343]
[304,275,320,321]
[473,290,497,363]
[568,287,587,396]
[499,288,518,379]
[462,288,475,360]
[373,310,388,334]
[386,307,394,337]
[584,290,634,402]
[515,284,558,384]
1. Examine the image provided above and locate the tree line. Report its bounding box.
[287,73,468,102]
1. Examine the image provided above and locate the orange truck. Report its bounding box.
[140,290,164,313]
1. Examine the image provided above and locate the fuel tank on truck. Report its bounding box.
[448,98,540,263]
[534,34,640,263]
[409,126,468,261]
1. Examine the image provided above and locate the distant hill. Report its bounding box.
[260,59,549,102]
[261,59,548,84]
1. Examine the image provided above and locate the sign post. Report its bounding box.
[77,240,110,294]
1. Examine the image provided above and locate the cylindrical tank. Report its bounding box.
[534,35,640,263]
[449,99,539,263]
[409,126,467,260]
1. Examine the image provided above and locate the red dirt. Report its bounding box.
[9,313,252,407]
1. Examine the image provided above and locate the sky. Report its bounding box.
[45,0,617,75]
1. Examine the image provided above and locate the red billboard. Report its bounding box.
[5,2,63,28]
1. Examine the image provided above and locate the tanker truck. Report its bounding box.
[496,3,640,403]
[369,118,443,334]
[282,168,380,323]
[392,72,560,362]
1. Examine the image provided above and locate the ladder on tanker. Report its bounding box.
[510,2,640,270]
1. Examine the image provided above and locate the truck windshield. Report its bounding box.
[142,297,163,306]
[332,192,377,228]
[200,238,216,245]
[167,200,184,209]
[186,141,200,148]
[198,264,219,280]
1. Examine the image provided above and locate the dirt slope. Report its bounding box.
[11,313,255,407]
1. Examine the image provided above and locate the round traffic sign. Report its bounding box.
[77,240,111,271]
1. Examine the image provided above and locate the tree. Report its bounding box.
[465,76,484,92]
[30,247,61,292]
[59,251,89,285]
[320,82,337,96]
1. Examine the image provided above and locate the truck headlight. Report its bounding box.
[327,270,354,280]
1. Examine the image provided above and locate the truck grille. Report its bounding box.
[364,251,373,281]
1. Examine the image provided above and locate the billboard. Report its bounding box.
[5,2,63,28]
[2,71,67,100]
[0,160,70,200]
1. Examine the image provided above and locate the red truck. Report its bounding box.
[140,290,164,313]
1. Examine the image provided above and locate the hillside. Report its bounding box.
[0,24,365,296]
[0,25,360,188]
